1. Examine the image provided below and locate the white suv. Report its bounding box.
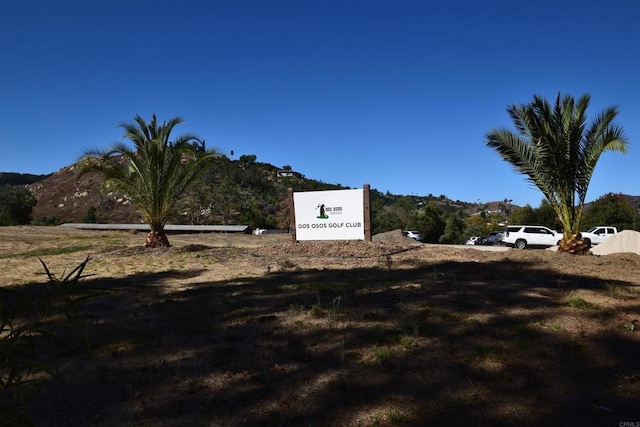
[503,225,562,249]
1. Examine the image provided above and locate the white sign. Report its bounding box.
[293,189,364,241]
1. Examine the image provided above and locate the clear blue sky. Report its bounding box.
[2,0,638,207]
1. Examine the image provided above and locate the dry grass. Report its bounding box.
[1,226,639,426]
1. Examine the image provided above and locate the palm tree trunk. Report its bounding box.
[558,232,590,255]
[145,230,171,248]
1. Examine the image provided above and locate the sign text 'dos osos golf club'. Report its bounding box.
[293,189,365,241]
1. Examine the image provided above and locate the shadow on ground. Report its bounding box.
[6,251,640,426]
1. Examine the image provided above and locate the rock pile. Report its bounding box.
[591,230,640,256]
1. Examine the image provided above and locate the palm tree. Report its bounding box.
[77,114,220,247]
[486,93,629,254]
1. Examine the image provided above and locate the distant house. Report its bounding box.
[276,170,303,178]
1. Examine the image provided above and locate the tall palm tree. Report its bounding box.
[77,114,220,247]
[486,93,629,254]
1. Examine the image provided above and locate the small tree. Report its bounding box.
[0,186,37,226]
[582,193,634,230]
[486,93,629,254]
[508,205,536,226]
[77,114,220,247]
[440,212,466,244]
[83,206,98,224]
[414,201,446,243]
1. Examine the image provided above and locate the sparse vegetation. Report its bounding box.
[566,296,599,310]
[0,227,638,425]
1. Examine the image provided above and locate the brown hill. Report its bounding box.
[23,165,514,225]
[27,166,141,224]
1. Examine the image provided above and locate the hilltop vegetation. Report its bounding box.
[0,172,50,187]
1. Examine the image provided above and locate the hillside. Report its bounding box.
[23,157,350,225]
[8,157,637,231]
[18,156,476,227]
[26,166,142,224]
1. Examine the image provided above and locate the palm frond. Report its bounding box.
[486,92,629,236]
[76,114,221,239]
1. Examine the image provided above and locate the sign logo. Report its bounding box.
[316,203,328,219]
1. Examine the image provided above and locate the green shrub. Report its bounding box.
[0,186,36,226]
[34,216,61,226]
[83,206,97,223]
[566,297,598,309]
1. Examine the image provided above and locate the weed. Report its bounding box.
[1,255,99,425]
[566,296,598,310]
[539,321,564,331]
[327,296,342,329]
[285,304,304,316]
[623,320,638,332]
[387,409,406,424]
[371,346,397,365]
[398,335,417,348]
[309,304,325,317]
[603,282,625,299]
[38,255,93,286]
[418,304,462,321]
[300,280,352,308]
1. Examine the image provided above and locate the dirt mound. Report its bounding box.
[372,228,422,245]
[591,229,640,255]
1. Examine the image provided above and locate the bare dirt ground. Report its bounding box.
[1,226,639,426]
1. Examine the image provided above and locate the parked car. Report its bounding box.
[503,225,561,249]
[403,230,422,241]
[465,236,480,245]
[581,226,618,245]
[476,231,504,246]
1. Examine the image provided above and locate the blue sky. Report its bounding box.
[1,0,638,207]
